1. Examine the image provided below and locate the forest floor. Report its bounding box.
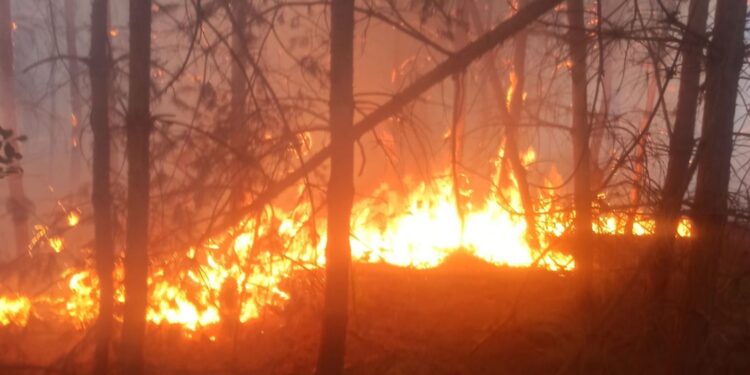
[3,234,750,374]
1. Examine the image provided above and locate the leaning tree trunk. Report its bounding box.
[652,0,709,299]
[0,0,30,258]
[90,0,114,373]
[466,0,540,250]
[566,0,593,300]
[64,0,83,183]
[315,0,354,374]
[450,1,467,240]
[676,0,746,372]
[121,0,152,373]
[503,0,539,249]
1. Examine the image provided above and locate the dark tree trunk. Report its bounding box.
[676,0,746,371]
[90,0,114,373]
[121,0,152,373]
[652,0,709,297]
[315,0,354,374]
[566,0,593,298]
[227,0,248,210]
[65,0,83,183]
[0,0,30,258]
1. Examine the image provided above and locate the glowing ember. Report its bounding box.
[67,211,81,227]
[49,237,64,253]
[0,296,31,326]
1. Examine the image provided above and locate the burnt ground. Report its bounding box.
[2,232,750,374]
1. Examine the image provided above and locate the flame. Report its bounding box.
[677,218,692,237]
[1,143,694,333]
[49,237,64,253]
[0,296,30,326]
[66,270,98,324]
[67,211,81,227]
[506,72,516,111]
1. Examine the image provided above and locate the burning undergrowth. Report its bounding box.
[0,147,693,374]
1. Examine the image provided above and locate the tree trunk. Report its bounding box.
[65,0,83,183]
[466,0,540,249]
[0,0,31,258]
[228,0,247,128]
[228,0,248,209]
[315,0,354,374]
[676,0,745,371]
[450,2,467,241]
[121,0,152,373]
[451,71,466,235]
[90,0,114,373]
[652,0,709,298]
[566,0,593,299]
[504,0,539,249]
[626,65,657,234]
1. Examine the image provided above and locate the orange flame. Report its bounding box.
[2,144,694,333]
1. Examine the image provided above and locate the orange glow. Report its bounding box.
[49,237,64,253]
[0,296,30,326]
[1,144,694,332]
[67,211,80,227]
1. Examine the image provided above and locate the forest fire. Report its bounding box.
[3,0,748,372]
[0,146,694,334]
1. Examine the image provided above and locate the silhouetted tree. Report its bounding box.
[121,0,152,373]
[90,0,114,373]
[566,0,593,300]
[316,0,355,374]
[652,0,709,299]
[677,0,746,371]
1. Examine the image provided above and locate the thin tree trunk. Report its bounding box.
[626,66,657,234]
[504,0,539,249]
[466,0,540,249]
[90,0,114,373]
[121,0,152,373]
[451,2,468,242]
[227,0,248,210]
[676,0,745,371]
[566,0,593,300]
[652,0,709,298]
[0,0,31,258]
[228,0,247,128]
[315,0,354,374]
[65,0,83,183]
[451,71,466,236]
